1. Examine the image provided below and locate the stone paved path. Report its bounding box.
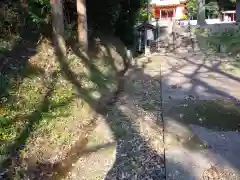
[150,52,240,180]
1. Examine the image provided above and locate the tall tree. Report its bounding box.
[237,0,240,22]
[197,0,206,25]
[205,1,219,18]
[137,6,154,22]
[76,0,88,51]
[51,0,66,56]
[187,0,198,18]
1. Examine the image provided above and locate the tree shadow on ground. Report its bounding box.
[0,29,44,99]
[0,71,60,178]
[0,6,53,176]
[1,12,240,180]
[102,24,240,179]
[156,53,240,175]
[2,24,131,179]
[22,51,195,179]
[105,62,239,179]
[104,106,164,180]
[0,8,76,179]
[30,43,240,179]
[4,37,239,179]
[1,11,133,178]
[0,2,166,180]
[104,67,165,179]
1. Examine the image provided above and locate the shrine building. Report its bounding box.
[150,0,187,20]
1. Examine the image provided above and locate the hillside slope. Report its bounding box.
[0,33,131,179]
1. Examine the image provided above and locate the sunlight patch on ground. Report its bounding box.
[165,99,240,179]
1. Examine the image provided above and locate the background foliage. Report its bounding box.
[0,0,147,46]
[186,0,236,19]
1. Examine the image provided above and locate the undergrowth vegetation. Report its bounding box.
[0,34,124,176]
[195,26,240,55]
[194,25,240,74]
[0,0,134,178]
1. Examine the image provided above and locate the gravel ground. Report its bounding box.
[158,50,240,180]
[65,59,165,180]
[64,46,240,180]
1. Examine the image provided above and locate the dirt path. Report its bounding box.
[64,58,165,180]
[152,52,240,180]
[60,51,240,180]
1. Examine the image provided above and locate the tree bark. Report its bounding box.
[21,0,28,8]
[236,0,240,22]
[197,0,206,26]
[76,0,88,52]
[51,0,66,56]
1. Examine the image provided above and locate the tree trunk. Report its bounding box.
[236,0,240,22]
[51,0,66,56]
[21,0,28,8]
[76,0,88,51]
[218,7,223,21]
[197,0,206,26]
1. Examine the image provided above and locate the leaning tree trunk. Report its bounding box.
[51,0,66,56]
[197,0,206,26]
[76,0,88,51]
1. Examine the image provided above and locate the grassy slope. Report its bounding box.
[194,25,240,75]
[0,33,127,179]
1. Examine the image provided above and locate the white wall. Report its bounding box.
[151,0,180,5]
[178,19,232,26]
[150,19,235,27]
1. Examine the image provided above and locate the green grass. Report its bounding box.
[195,27,240,53]
[0,36,123,178]
[195,27,240,75]
[0,35,22,54]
